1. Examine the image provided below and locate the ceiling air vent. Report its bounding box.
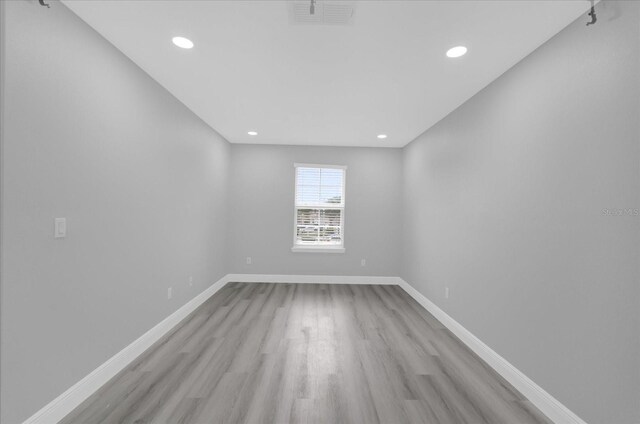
[289,1,356,26]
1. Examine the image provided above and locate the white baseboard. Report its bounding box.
[22,274,232,424]
[397,278,587,424]
[23,274,585,424]
[226,273,400,285]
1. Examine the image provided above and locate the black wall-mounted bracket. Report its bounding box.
[39,0,51,8]
[586,0,597,26]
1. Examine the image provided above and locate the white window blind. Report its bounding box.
[294,164,346,250]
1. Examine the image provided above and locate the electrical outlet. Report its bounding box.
[168,287,173,299]
[246,256,252,265]
[189,276,193,286]
[445,287,450,299]
[361,259,366,267]
[54,218,67,239]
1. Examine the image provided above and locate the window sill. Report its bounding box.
[291,246,345,254]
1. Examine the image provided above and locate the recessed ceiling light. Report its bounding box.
[247,131,258,136]
[172,36,194,49]
[377,134,388,139]
[446,46,467,58]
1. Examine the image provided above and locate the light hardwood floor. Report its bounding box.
[61,282,552,424]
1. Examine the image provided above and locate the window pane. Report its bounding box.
[320,168,343,186]
[297,167,321,184]
[319,209,341,226]
[320,185,342,204]
[296,226,319,242]
[319,226,342,244]
[296,185,320,204]
[296,209,319,225]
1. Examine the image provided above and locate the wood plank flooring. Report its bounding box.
[61,283,552,424]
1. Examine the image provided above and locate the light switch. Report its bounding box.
[54,218,66,239]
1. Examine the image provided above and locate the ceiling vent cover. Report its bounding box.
[289,1,356,26]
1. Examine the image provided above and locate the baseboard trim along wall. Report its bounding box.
[226,273,399,285]
[22,274,233,424]
[23,274,585,424]
[397,278,588,424]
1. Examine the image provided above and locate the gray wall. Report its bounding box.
[401,2,640,423]
[227,144,402,277]
[0,2,230,422]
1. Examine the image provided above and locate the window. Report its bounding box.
[293,164,346,253]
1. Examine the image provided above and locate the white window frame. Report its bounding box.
[292,163,346,253]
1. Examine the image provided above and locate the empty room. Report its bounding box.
[1,0,638,423]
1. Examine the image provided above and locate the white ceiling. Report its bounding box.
[62,0,591,148]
